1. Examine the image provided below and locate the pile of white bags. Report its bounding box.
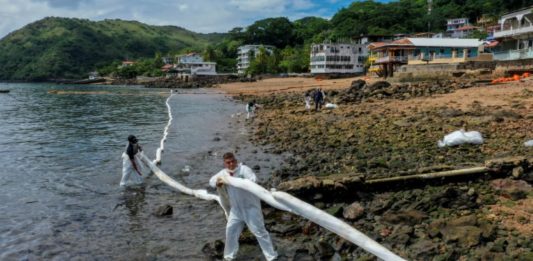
[324,103,338,109]
[438,129,484,148]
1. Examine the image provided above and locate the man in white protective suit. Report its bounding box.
[209,152,278,261]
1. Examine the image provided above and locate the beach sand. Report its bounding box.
[217,76,375,95]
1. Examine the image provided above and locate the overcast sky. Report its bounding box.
[0,0,391,39]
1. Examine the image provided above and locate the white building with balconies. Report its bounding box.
[237,45,275,74]
[447,18,470,37]
[492,6,533,61]
[176,53,217,76]
[310,42,366,75]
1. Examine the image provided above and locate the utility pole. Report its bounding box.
[428,0,432,33]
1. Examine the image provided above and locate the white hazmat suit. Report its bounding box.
[120,144,145,186]
[209,163,278,261]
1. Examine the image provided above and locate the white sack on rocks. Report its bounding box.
[438,129,484,147]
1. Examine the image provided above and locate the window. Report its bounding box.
[529,40,533,48]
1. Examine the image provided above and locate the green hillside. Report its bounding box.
[0,17,221,81]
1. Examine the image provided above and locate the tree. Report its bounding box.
[203,45,217,62]
[244,17,294,48]
[247,47,272,75]
[293,17,331,44]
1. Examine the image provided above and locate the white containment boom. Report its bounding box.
[272,191,407,261]
[220,176,406,261]
[139,152,230,217]
[147,91,406,260]
[218,175,292,212]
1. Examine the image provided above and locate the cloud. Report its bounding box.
[0,0,350,39]
[229,0,285,12]
[291,0,315,10]
[178,4,188,11]
[31,0,94,9]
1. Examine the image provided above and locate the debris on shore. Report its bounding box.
[208,78,533,260]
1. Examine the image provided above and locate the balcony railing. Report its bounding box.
[493,25,533,38]
[493,48,533,61]
[375,56,408,63]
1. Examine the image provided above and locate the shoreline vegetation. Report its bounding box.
[201,76,533,260]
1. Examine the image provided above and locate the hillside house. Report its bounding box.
[447,18,471,37]
[369,38,487,77]
[492,6,533,60]
[175,53,217,76]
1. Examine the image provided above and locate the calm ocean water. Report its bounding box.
[0,83,249,260]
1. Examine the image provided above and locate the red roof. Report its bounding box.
[370,38,415,51]
[368,42,386,50]
[392,38,413,45]
[485,40,499,48]
[457,25,478,31]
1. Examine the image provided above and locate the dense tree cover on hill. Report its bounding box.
[0,17,220,80]
[330,0,532,38]
[0,0,531,80]
[223,0,532,75]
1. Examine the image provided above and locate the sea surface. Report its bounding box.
[0,83,261,260]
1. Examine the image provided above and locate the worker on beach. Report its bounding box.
[246,100,257,119]
[209,152,278,261]
[120,135,145,186]
[313,88,325,111]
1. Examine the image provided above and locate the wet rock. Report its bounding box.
[410,239,438,259]
[382,210,427,225]
[447,215,477,227]
[349,79,366,91]
[302,221,319,235]
[367,198,392,215]
[153,204,173,217]
[270,223,301,236]
[342,202,365,221]
[491,238,507,252]
[292,249,315,261]
[201,240,224,259]
[490,179,531,200]
[389,225,413,246]
[315,241,335,258]
[512,166,524,179]
[441,225,481,247]
[326,204,344,217]
[430,187,459,208]
[367,81,391,91]
[479,221,496,240]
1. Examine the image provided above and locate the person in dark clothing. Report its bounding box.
[313,88,325,111]
[120,135,144,186]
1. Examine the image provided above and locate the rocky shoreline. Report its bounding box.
[203,78,533,260]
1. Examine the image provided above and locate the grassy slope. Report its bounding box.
[0,17,223,81]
